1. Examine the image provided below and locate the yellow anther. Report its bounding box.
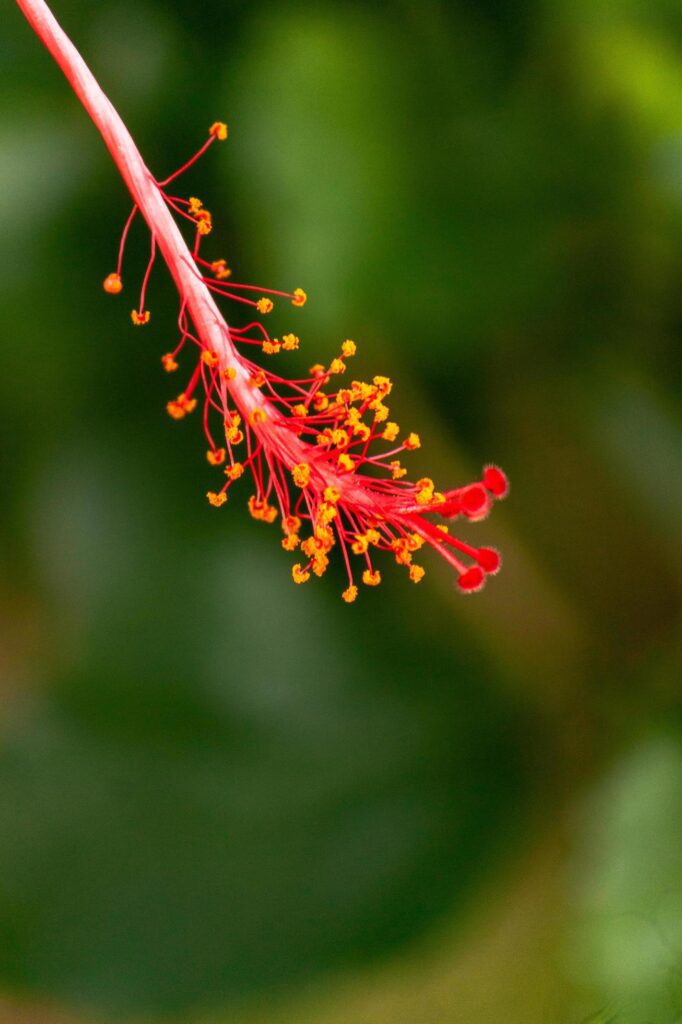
[341,340,356,358]
[404,432,421,450]
[342,585,358,603]
[206,447,226,466]
[373,375,393,396]
[250,370,267,388]
[415,477,435,505]
[390,460,407,479]
[372,402,389,423]
[262,339,281,355]
[283,515,302,535]
[224,462,244,481]
[329,358,346,375]
[352,535,369,555]
[312,553,329,577]
[196,210,212,235]
[323,486,341,504]
[316,429,333,447]
[362,569,381,587]
[409,564,425,583]
[211,258,232,280]
[166,393,197,419]
[382,422,400,442]
[188,196,203,215]
[221,367,236,381]
[432,492,446,505]
[313,393,329,412]
[365,528,381,545]
[206,490,227,507]
[249,407,267,425]
[256,298,273,314]
[354,423,371,442]
[407,533,425,551]
[282,535,300,551]
[292,463,311,488]
[226,426,244,444]
[201,350,219,367]
[317,501,337,525]
[131,309,150,325]
[282,333,299,351]
[292,563,311,584]
[391,538,413,566]
[161,353,178,372]
[331,428,349,448]
[103,272,123,295]
[292,288,307,307]
[210,122,228,141]
[337,453,354,473]
[248,496,277,523]
[436,524,449,535]
[292,404,308,418]
[309,363,325,377]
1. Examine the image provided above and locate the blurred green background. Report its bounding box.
[1,0,681,1021]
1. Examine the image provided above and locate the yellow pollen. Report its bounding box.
[312,553,329,577]
[341,340,356,358]
[354,423,371,442]
[283,515,302,535]
[206,447,226,466]
[248,496,277,523]
[161,353,178,372]
[309,363,325,377]
[282,333,299,351]
[373,375,393,396]
[256,298,273,314]
[409,565,425,583]
[323,486,341,504]
[166,393,197,419]
[221,367,236,381]
[351,535,369,555]
[292,288,307,307]
[407,533,424,551]
[224,462,244,480]
[226,426,244,444]
[250,370,267,388]
[382,422,400,442]
[313,394,329,412]
[103,272,122,294]
[188,196,203,215]
[329,358,346,375]
[201,350,219,367]
[362,569,381,587]
[292,463,311,488]
[262,339,281,355]
[415,477,435,505]
[206,491,227,507]
[342,585,358,603]
[337,453,354,473]
[317,501,337,525]
[195,209,212,234]
[249,408,267,425]
[209,122,228,141]
[210,258,231,280]
[131,309,150,325]
[373,402,389,423]
[292,404,308,417]
[404,432,421,450]
[292,563,310,584]
[282,535,300,551]
[390,460,407,479]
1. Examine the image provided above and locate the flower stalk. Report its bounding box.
[16,0,509,600]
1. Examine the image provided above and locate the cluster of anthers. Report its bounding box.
[103,121,508,602]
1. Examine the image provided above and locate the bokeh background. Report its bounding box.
[1,0,681,1021]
